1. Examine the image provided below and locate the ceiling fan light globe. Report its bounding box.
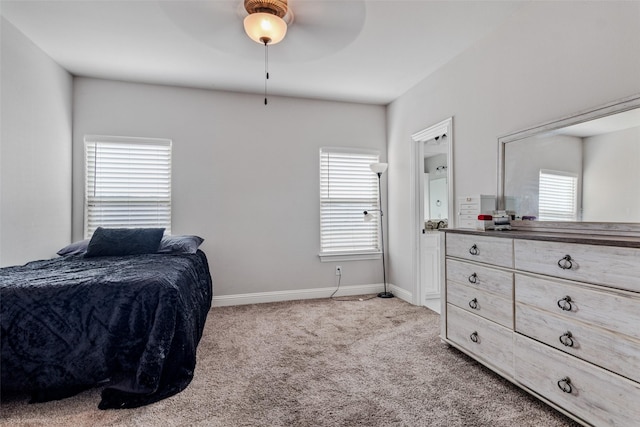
[244,13,287,45]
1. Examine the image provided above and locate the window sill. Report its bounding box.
[318,252,382,262]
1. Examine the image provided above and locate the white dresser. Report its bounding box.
[441,229,640,427]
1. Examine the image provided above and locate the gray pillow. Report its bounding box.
[57,239,90,256]
[157,235,204,254]
[85,227,165,257]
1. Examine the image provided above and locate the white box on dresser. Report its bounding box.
[441,229,640,427]
[456,195,497,229]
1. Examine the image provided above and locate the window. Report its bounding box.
[84,136,172,238]
[538,169,578,221]
[319,148,381,260]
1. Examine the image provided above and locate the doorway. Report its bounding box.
[410,117,453,313]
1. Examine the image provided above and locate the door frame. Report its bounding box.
[410,117,453,306]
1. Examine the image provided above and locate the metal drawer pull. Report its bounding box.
[557,377,573,394]
[559,331,574,347]
[557,296,573,311]
[470,331,479,343]
[468,273,478,284]
[469,244,479,255]
[468,298,479,310]
[557,254,574,270]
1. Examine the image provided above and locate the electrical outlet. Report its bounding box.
[335,265,342,276]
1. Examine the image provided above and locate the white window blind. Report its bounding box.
[84,136,172,238]
[320,148,380,255]
[538,169,578,221]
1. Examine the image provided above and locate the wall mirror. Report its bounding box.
[498,94,640,227]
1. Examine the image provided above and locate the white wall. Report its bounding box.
[583,126,640,222]
[0,18,73,267]
[72,78,387,297]
[387,1,640,296]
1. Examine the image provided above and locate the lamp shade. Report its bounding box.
[370,163,388,174]
[243,12,287,45]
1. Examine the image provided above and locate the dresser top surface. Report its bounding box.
[441,228,640,249]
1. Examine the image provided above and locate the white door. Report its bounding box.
[420,232,441,313]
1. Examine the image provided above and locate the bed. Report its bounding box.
[0,230,213,409]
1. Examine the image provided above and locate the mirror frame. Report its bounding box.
[497,93,640,235]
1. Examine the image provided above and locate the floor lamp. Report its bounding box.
[363,162,393,298]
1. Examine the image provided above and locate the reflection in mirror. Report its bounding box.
[500,95,640,224]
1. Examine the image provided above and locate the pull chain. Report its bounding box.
[264,40,269,105]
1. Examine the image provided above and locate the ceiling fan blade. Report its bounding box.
[159,1,257,55]
[272,1,365,62]
[159,0,366,63]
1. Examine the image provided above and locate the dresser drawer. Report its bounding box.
[446,233,513,268]
[446,259,513,298]
[514,239,640,292]
[459,206,478,215]
[458,195,496,211]
[516,303,640,384]
[448,281,512,327]
[458,219,477,229]
[514,334,640,427]
[515,274,640,341]
[446,304,513,378]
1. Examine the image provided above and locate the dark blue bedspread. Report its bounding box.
[0,251,212,409]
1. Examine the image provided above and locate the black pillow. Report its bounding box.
[85,227,165,257]
[57,239,90,256]
[157,235,204,254]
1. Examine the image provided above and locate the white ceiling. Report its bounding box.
[558,108,640,138]
[0,0,524,105]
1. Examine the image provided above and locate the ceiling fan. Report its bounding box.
[158,0,366,63]
[159,0,365,104]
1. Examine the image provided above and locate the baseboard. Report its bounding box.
[388,284,412,303]
[212,283,412,307]
[423,297,441,314]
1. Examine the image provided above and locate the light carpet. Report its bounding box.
[1,296,580,426]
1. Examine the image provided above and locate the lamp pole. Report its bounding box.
[376,171,392,298]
